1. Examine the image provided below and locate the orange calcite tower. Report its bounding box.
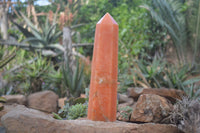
[87,13,118,122]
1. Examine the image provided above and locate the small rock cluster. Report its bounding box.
[0,89,184,133]
[117,88,186,124]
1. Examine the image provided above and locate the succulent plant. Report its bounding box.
[11,12,63,56]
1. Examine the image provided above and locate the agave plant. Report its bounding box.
[163,65,190,89]
[62,57,84,98]
[133,57,166,88]
[12,12,63,56]
[10,54,51,94]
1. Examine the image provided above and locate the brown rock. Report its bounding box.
[0,104,19,126]
[130,94,173,123]
[0,104,17,118]
[80,94,86,98]
[2,95,26,105]
[1,105,182,133]
[127,87,185,103]
[27,90,58,113]
[118,93,134,105]
[58,97,67,109]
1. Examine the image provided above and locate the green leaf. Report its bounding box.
[72,61,80,93]
[47,44,65,52]
[183,77,200,86]
[52,112,63,120]
[49,31,62,44]
[23,37,46,46]
[76,63,84,95]
[12,21,34,38]
[45,24,57,43]
[20,12,42,40]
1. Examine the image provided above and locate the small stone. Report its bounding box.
[27,90,58,113]
[118,93,134,105]
[130,94,173,123]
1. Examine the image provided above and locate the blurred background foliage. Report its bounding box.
[0,0,200,100]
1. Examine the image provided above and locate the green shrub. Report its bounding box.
[6,54,65,95]
[118,56,200,100]
[7,54,50,94]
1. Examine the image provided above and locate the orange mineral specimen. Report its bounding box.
[87,13,118,122]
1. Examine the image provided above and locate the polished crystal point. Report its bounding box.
[87,13,118,122]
